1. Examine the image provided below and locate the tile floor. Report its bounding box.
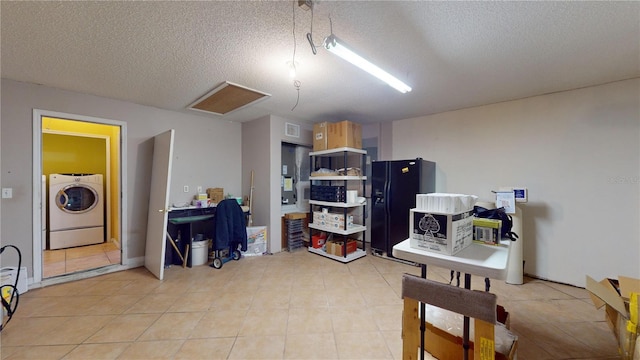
[1,249,619,359]
[43,242,121,278]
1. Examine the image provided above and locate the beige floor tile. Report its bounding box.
[77,279,132,296]
[85,294,145,315]
[325,287,366,307]
[323,272,359,289]
[512,321,604,358]
[370,305,403,331]
[36,315,116,345]
[330,306,379,333]
[239,308,289,336]
[84,313,160,343]
[287,306,333,334]
[138,312,205,341]
[251,287,291,309]
[116,339,183,359]
[166,291,216,312]
[66,245,108,260]
[66,253,111,273]
[228,335,285,359]
[42,243,122,278]
[380,330,403,360]
[123,293,180,314]
[550,321,619,357]
[289,287,329,308]
[334,331,393,359]
[118,279,162,295]
[360,286,402,306]
[174,338,235,360]
[106,250,121,264]
[1,345,76,360]
[61,342,131,360]
[211,289,254,310]
[28,295,104,317]
[0,316,71,346]
[189,308,247,338]
[284,332,338,359]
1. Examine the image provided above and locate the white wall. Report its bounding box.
[242,115,312,254]
[1,79,242,276]
[242,116,271,233]
[391,79,640,286]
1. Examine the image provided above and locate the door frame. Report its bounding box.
[43,130,112,243]
[32,109,128,285]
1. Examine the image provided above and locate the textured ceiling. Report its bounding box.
[2,1,639,124]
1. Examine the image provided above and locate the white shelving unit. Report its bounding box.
[308,147,367,263]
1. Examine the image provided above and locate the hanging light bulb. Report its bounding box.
[287,61,298,79]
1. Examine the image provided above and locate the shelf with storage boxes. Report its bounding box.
[308,146,367,263]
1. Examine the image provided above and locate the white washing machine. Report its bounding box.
[49,173,104,249]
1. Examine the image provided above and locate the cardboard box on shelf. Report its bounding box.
[206,188,224,204]
[313,121,329,151]
[327,120,362,150]
[423,305,517,360]
[284,212,308,220]
[586,275,640,359]
[410,209,474,255]
[473,218,502,245]
[325,239,358,256]
[313,211,355,230]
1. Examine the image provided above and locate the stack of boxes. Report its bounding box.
[284,213,306,252]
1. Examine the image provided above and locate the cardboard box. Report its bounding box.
[206,188,224,204]
[313,211,354,230]
[313,121,329,151]
[284,212,308,220]
[410,209,473,255]
[325,239,358,256]
[586,275,640,359]
[423,305,517,360]
[327,120,362,150]
[473,218,502,245]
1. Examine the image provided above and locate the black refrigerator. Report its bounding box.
[370,159,436,258]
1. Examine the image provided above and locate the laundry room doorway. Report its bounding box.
[33,110,127,284]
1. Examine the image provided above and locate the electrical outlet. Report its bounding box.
[197,186,203,193]
[183,185,189,193]
[1,188,12,199]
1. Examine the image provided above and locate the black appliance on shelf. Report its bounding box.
[370,158,436,259]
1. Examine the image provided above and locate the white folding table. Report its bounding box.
[392,239,511,360]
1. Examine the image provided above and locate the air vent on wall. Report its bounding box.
[285,122,300,138]
[188,81,271,116]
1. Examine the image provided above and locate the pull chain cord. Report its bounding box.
[291,80,301,111]
[291,0,301,111]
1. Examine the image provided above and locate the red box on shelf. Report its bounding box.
[312,233,327,248]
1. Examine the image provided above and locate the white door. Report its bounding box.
[144,129,175,280]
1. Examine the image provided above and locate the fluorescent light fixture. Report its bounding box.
[323,34,412,93]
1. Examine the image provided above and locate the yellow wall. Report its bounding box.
[42,117,121,243]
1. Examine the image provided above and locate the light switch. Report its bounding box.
[2,188,13,199]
